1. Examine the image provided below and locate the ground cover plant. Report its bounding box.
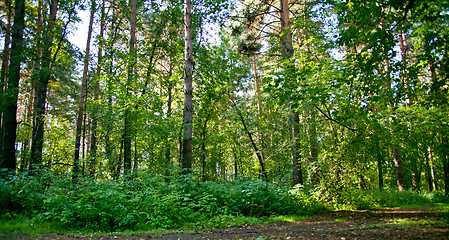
[1,170,448,235]
[0,170,323,232]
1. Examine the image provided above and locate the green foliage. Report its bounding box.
[288,186,328,214]
[1,172,314,232]
[327,189,449,210]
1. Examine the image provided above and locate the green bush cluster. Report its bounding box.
[332,188,449,210]
[1,171,308,231]
[4,170,446,232]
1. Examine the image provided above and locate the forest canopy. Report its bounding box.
[0,0,448,220]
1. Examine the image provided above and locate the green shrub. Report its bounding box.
[0,171,327,232]
[329,189,449,210]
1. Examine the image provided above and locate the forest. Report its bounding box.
[0,0,449,236]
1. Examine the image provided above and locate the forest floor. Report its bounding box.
[3,206,449,239]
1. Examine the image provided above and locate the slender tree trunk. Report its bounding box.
[233,100,267,180]
[89,0,106,178]
[73,0,95,180]
[30,0,58,167]
[427,146,437,191]
[279,0,302,185]
[123,0,138,176]
[0,0,12,158]
[442,134,449,196]
[181,0,193,173]
[105,0,118,179]
[1,0,26,171]
[118,134,124,179]
[232,144,239,179]
[200,114,210,181]
[164,79,173,177]
[253,58,265,163]
[308,107,318,180]
[377,150,384,189]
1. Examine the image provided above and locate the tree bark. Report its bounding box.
[0,0,12,159]
[123,0,138,176]
[1,0,26,171]
[377,150,384,189]
[279,0,302,185]
[30,0,58,167]
[393,145,407,190]
[73,0,96,180]
[181,0,193,173]
[426,146,437,191]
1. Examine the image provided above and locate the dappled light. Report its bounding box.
[0,0,448,238]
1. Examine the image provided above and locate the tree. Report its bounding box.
[73,0,96,179]
[181,0,193,173]
[123,0,138,176]
[0,0,13,159]
[1,0,26,171]
[30,0,59,167]
[279,0,302,185]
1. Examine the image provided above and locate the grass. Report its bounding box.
[269,215,308,222]
[0,217,60,236]
[0,214,303,235]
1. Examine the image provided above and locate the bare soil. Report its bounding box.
[3,207,449,239]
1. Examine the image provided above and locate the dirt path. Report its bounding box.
[4,207,449,239]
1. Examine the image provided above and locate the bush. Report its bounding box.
[329,188,449,210]
[0,172,310,231]
[2,171,369,232]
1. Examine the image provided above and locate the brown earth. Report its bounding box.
[3,207,449,239]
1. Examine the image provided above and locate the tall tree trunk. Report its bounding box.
[393,145,407,190]
[89,0,106,178]
[1,0,26,171]
[123,0,138,176]
[0,0,12,159]
[30,0,58,167]
[104,0,118,179]
[181,0,193,173]
[23,0,43,171]
[73,0,96,180]
[279,0,302,185]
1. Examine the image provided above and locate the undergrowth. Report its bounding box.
[1,170,447,233]
[0,170,323,232]
[322,187,449,210]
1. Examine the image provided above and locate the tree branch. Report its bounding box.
[315,105,358,132]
